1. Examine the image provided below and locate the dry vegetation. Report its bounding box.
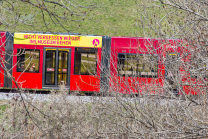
[1,89,208,138]
[0,0,208,138]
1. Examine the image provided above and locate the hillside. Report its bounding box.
[0,0,160,37]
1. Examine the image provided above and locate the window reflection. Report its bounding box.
[74,48,97,75]
[17,49,40,73]
[117,54,158,78]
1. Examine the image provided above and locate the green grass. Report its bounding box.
[0,0,186,38]
[81,55,95,61]
[0,104,9,120]
[0,104,7,114]
[0,0,160,37]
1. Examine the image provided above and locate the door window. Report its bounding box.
[58,51,68,85]
[45,50,56,85]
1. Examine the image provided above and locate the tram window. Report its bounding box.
[17,49,40,73]
[74,48,97,75]
[117,54,158,78]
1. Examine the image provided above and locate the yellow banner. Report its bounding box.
[14,33,102,48]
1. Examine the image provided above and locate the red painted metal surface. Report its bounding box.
[12,43,102,90]
[0,32,5,87]
[70,75,100,91]
[109,77,162,94]
[163,39,207,95]
[12,45,44,89]
[0,33,205,94]
[69,48,101,91]
[69,48,101,92]
[110,37,163,94]
[13,72,42,89]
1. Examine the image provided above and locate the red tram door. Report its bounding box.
[42,48,71,89]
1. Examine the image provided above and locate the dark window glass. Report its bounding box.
[58,51,68,85]
[17,49,40,73]
[117,54,158,78]
[74,48,97,75]
[45,50,56,85]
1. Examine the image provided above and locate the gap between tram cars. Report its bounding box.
[0,32,207,95]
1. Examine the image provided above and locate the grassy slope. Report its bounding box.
[0,0,146,37]
[0,0,185,38]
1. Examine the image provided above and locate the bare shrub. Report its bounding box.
[0,0,208,138]
[0,88,207,138]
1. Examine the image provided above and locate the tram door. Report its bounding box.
[43,48,71,88]
[165,54,179,94]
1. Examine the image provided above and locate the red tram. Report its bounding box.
[0,32,207,94]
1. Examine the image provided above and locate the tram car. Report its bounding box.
[0,31,207,94]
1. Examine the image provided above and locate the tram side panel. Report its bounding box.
[180,43,207,95]
[110,37,163,94]
[12,44,43,89]
[70,48,102,92]
[69,36,110,92]
[163,39,207,95]
[160,39,193,95]
[10,32,104,91]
